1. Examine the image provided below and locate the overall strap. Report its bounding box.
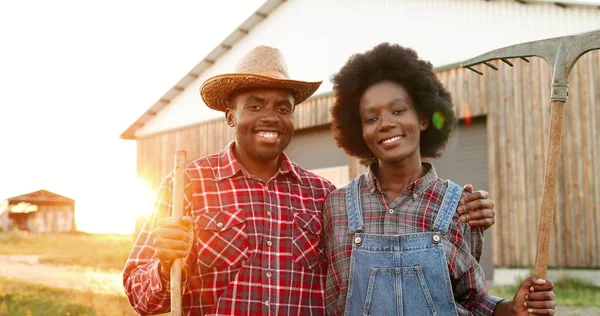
[432,180,463,233]
[345,176,364,234]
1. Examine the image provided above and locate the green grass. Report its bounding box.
[0,277,136,316]
[0,231,134,271]
[489,277,600,307]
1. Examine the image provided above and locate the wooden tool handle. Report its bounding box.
[170,150,187,316]
[534,101,565,279]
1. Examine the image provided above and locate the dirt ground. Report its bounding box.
[0,254,124,296]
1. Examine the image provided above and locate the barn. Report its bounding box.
[0,190,76,233]
[120,0,600,281]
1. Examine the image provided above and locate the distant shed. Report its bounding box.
[0,190,75,233]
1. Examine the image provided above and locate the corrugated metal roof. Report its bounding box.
[120,0,285,140]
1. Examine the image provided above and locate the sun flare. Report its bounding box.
[74,179,156,235]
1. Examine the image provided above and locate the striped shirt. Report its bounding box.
[323,163,503,316]
[123,142,335,315]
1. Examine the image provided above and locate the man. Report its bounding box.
[123,45,496,315]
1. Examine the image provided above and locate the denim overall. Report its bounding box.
[343,177,462,316]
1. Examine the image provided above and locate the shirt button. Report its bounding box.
[413,193,418,199]
[266,271,272,278]
[267,211,272,216]
[264,300,270,307]
[266,240,272,247]
[388,209,394,214]
[433,234,441,243]
[216,222,223,228]
[354,236,362,244]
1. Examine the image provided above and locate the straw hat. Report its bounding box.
[200,45,322,112]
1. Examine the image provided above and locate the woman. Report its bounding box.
[323,43,555,315]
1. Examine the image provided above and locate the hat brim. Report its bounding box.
[200,73,322,112]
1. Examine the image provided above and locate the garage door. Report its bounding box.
[285,125,348,170]
[432,116,494,281]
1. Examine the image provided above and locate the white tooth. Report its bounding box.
[382,136,402,144]
[258,132,278,139]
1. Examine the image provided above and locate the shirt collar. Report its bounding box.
[364,161,438,196]
[213,142,239,180]
[278,152,303,184]
[215,141,302,184]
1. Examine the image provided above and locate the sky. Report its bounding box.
[0,0,265,234]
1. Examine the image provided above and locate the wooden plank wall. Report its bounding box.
[31,205,74,233]
[137,51,600,267]
[137,119,235,191]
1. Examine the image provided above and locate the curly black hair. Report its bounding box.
[330,42,457,163]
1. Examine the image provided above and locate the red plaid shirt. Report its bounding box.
[123,142,335,315]
[323,163,503,316]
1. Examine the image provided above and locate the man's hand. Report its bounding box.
[458,184,496,229]
[152,216,194,280]
[510,275,556,315]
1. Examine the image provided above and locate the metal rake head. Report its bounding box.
[460,30,600,102]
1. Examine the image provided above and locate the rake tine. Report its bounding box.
[483,61,498,70]
[520,57,530,63]
[466,66,484,75]
[500,58,514,67]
